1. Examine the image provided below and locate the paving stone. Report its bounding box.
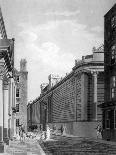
[39,136,116,155]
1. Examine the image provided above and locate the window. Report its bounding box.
[16,88,20,98]
[16,104,19,112]
[110,76,116,99]
[16,119,19,127]
[111,88,115,98]
[111,45,116,65]
[111,15,116,28]
[114,110,116,129]
[106,110,110,129]
[17,76,20,83]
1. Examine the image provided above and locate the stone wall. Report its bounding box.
[52,74,75,122]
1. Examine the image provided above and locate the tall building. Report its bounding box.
[0,7,15,152]
[14,59,28,133]
[99,4,116,141]
[27,45,104,138]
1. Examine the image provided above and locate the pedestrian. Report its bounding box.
[96,124,102,139]
[60,125,64,135]
[20,124,25,142]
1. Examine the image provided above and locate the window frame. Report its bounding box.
[106,110,110,129]
[16,88,20,98]
[16,103,19,112]
[110,76,116,99]
[111,45,116,65]
[17,75,20,83]
[111,15,116,28]
[114,110,116,129]
[16,119,19,127]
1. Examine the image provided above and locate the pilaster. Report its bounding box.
[92,71,98,121]
[81,72,88,120]
[3,81,9,145]
[0,75,4,152]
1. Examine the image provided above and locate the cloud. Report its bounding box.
[15,19,103,100]
[91,26,103,33]
[44,10,80,17]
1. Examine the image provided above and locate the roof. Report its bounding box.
[104,3,116,17]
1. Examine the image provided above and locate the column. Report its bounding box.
[0,77,4,153]
[11,79,16,138]
[92,71,98,121]
[74,75,77,122]
[81,73,88,120]
[3,82,9,145]
[9,78,13,139]
[13,84,16,137]
[8,79,11,139]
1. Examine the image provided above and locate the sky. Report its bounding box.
[0,0,115,101]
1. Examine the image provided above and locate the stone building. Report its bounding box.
[99,4,116,141]
[14,59,28,133]
[28,45,104,138]
[0,7,15,152]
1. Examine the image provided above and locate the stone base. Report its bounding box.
[0,141,4,153]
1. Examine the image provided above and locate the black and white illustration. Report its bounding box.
[0,0,116,154]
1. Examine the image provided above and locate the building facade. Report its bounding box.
[14,59,28,133]
[99,4,116,141]
[28,45,104,138]
[0,7,16,152]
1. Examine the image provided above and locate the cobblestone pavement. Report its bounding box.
[39,135,116,155]
[0,138,45,155]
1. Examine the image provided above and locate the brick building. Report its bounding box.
[28,45,104,138]
[99,4,116,141]
[14,59,28,133]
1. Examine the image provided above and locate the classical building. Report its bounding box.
[28,45,104,138]
[99,4,116,141]
[0,7,15,152]
[14,59,28,134]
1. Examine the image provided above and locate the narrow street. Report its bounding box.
[1,138,45,155]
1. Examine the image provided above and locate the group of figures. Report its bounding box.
[16,124,102,142]
[19,124,26,142]
[40,124,67,140]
